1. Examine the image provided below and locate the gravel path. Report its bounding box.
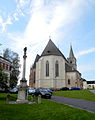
[50,96,95,113]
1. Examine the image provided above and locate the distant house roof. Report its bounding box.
[41,39,67,61]
[87,81,95,84]
[82,79,86,81]
[0,56,11,63]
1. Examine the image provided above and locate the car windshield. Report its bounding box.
[41,89,49,92]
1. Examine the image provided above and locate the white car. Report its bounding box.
[28,88,36,94]
[10,88,18,93]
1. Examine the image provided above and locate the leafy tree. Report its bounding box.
[10,72,18,88]
[3,48,11,60]
[0,67,8,90]
[3,48,20,88]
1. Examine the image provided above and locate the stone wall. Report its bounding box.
[35,55,66,88]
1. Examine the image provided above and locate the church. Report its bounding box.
[29,39,83,89]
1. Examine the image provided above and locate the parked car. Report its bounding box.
[0,88,5,93]
[60,87,69,91]
[33,88,52,99]
[42,88,53,94]
[10,88,18,93]
[70,87,81,90]
[28,88,36,95]
[0,88,10,93]
[51,88,60,91]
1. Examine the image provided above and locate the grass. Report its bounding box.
[53,90,95,101]
[0,93,95,120]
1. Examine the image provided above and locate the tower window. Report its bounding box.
[55,61,59,77]
[47,50,50,53]
[46,61,49,77]
[3,63,5,69]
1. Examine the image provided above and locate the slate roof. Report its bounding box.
[0,56,11,63]
[32,54,40,69]
[87,81,95,84]
[41,39,67,61]
[65,63,72,72]
[65,63,81,75]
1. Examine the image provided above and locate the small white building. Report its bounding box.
[83,80,95,89]
[29,39,82,89]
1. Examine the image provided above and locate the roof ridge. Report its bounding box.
[41,40,67,61]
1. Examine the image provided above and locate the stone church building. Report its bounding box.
[29,39,82,89]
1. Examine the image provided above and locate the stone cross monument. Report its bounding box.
[17,47,28,103]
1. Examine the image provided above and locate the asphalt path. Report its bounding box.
[50,96,95,113]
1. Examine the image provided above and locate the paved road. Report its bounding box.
[50,96,95,113]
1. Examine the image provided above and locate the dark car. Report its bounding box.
[70,87,81,90]
[60,87,69,91]
[0,88,10,93]
[0,88,5,93]
[42,88,53,94]
[33,88,52,99]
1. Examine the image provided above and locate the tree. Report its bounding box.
[3,48,20,88]
[10,73,18,88]
[0,67,8,90]
[3,48,11,60]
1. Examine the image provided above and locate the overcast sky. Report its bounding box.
[0,0,95,84]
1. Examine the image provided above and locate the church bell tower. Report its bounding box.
[67,45,77,70]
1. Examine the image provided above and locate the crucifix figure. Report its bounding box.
[24,47,27,55]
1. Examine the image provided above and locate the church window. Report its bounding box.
[68,79,70,84]
[55,61,59,77]
[0,62,1,67]
[46,61,49,76]
[6,65,8,70]
[33,71,35,83]
[3,63,5,69]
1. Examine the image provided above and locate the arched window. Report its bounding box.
[55,61,59,77]
[33,71,35,83]
[68,79,70,84]
[46,61,49,77]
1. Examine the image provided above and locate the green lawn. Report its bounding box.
[0,93,95,120]
[53,90,95,101]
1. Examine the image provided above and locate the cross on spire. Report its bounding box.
[49,36,51,40]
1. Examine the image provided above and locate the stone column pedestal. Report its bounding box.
[17,80,28,103]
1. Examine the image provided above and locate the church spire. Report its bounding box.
[69,45,75,58]
[68,45,77,70]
